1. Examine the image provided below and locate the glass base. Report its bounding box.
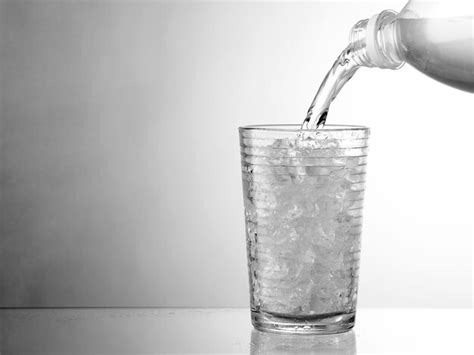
[251,310,355,335]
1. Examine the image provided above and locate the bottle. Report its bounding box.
[302,0,473,129]
[349,0,474,93]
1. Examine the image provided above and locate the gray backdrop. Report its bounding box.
[1,0,472,307]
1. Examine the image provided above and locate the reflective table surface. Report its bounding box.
[1,308,472,354]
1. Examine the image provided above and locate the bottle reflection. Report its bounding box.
[250,329,356,355]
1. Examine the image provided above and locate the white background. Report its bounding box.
[0,0,472,307]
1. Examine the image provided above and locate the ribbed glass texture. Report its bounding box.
[239,124,370,324]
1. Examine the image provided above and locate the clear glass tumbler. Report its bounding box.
[239,124,370,334]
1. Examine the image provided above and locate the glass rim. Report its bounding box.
[239,124,369,132]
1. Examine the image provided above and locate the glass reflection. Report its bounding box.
[250,329,356,355]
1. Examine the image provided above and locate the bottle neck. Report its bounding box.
[349,10,405,69]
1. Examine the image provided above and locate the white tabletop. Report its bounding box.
[0,308,472,354]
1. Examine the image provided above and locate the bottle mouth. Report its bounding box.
[349,10,404,70]
[366,10,404,69]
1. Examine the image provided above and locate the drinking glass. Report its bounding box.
[239,124,369,334]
